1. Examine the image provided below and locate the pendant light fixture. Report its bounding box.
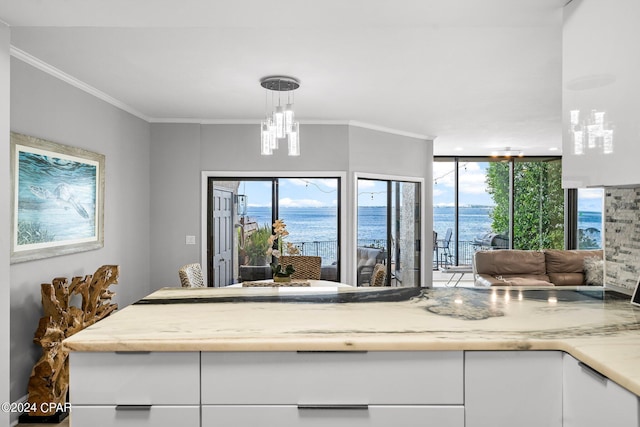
[260,76,301,156]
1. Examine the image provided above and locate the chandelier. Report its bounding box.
[260,76,300,156]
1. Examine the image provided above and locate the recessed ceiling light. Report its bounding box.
[549,147,559,151]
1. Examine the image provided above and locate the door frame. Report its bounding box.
[201,171,347,286]
[353,172,426,287]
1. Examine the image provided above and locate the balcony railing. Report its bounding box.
[290,239,388,266]
[289,238,483,270]
[433,239,478,269]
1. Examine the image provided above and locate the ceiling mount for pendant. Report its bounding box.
[260,76,300,92]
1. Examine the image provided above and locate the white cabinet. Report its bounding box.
[71,405,200,427]
[562,0,640,187]
[69,352,200,427]
[563,353,639,427]
[202,405,464,427]
[465,351,563,427]
[201,351,464,427]
[202,351,463,405]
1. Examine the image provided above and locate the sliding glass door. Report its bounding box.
[207,177,340,286]
[356,177,421,287]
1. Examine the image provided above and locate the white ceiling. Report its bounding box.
[0,0,565,155]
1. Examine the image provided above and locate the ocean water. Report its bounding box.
[245,205,603,245]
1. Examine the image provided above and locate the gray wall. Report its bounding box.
[10,59,152,405]
[149,122,432,289]
[604,187,640,293]
[149,123,351,288]
[1,22,11,427]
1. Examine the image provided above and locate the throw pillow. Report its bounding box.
[583,256,604,286]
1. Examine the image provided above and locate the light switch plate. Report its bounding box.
[185,235,196,245]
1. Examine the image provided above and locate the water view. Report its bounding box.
[245,205,603,265]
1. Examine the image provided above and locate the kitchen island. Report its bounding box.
[64,286,640,427]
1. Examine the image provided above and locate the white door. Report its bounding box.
[213,188,233,287]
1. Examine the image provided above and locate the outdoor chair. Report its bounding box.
[441,228,453,267]
[370,263,387,286]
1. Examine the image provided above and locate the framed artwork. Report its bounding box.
[10,132,105,263]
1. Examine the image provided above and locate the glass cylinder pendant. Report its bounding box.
[268,120,278,149]
[273,106,285,139]
[288,122,300,156]
[284,103,294,134]
[261,121,272,155]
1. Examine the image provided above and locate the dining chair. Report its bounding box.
[370,263,387,286]
[178,263,205,288]
[278,256,322,280]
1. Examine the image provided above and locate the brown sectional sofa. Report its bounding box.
[473,249,603,287]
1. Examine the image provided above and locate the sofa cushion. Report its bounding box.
[474,250,547,276]
[544,249,603,273]
[545,249,603,286]
[499,276,554,287]
[547,272,585,286]
[584,256,604,286]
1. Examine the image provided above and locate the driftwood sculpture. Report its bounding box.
[23,265,119,420]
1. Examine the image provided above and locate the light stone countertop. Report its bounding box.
[63,286,640,396]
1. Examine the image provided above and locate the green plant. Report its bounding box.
[266,219,298,276]
[486,160,564,250]
[244,225,271,265]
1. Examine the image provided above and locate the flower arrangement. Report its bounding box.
[266,219,300,280]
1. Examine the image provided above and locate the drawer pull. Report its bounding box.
[298,404,369,410]
[115,405,152,411]
[578,361,608,383]
[296,351,368,354]
[115,351,151,355]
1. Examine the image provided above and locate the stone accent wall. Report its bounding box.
[605,187,640,292]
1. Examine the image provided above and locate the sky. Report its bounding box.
[433,162,493,207]
[238,167,604,212]
[241,179,338,208]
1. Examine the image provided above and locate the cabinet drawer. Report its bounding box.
[69,352,200,404]
[202,351,463,405]
[71,405,199,427]
[202,405,464,427]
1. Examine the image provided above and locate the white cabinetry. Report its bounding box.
[563,353,639,427]
[69,352,200,427]
[562,0,640,187]
[68,350,640,427]
[201,351,464,427]
[465,351,563,427]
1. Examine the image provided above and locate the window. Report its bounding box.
[577,188,603,250]
[433,156,565,266]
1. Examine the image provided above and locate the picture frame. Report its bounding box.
[631,275,640,307]
[10,132,105,263]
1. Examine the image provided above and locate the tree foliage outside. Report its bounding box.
[486,160,564,250]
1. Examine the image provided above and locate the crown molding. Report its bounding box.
[348,121,432,141]
[10,45,151,122]
[11,46,433,141]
